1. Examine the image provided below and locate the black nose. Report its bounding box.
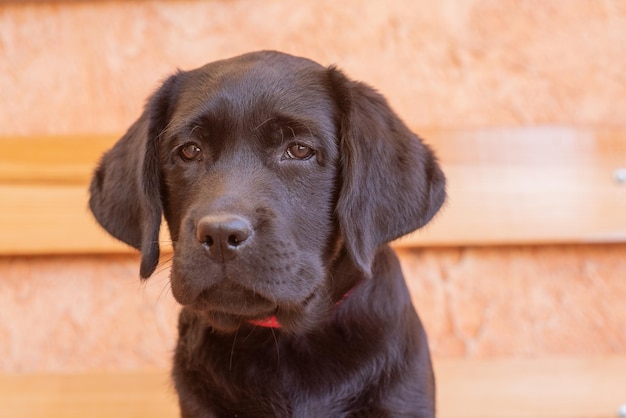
[196,214,252,262]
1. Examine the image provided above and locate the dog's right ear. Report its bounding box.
[327,67,446,278]
[89,73,182,278]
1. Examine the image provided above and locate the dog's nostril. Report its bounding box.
[196,214,252,261]
[227,234,242,246]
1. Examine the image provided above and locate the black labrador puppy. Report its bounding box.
[89,51,445,417]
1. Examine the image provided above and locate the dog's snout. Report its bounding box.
[196,214,252,262]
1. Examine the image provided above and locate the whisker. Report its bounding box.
[253,117,275,131]
[156,118,177,143]
[154,260,173,277]
[229,326,240,372]
[242,326,257,342]
[301,121,315,139]
[157,253,174,264]
[156,277,172,304]
[190,124,201,135]
[287,126,296,141]
[270,328,280,366]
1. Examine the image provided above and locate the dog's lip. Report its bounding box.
[201,305,278,318]
[195,306,281,332]
[189,287,278,317]
[204,308,280,325]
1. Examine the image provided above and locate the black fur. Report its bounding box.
[89,51,446,417]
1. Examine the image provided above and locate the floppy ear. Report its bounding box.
[89,74,182,278]
[328,68,446,277]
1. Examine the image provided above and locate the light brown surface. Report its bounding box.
[0,370,179,418]
[400,245,626,358]
[409,127,626,246]
[0,135,113,185]
[435,357,626,418]
[2,1,626,136]
[1,127,625,254]
[0,254,179,373]
[1,0,625,380]
[1,357,625,418]
[1,247,625,373]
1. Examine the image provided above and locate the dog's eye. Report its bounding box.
[284,143,314,160]
[179,143,202,161]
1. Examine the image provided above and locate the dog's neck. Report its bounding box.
[247,288,355,329]
[248,247,365,329]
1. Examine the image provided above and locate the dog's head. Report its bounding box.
[89,51,445,334]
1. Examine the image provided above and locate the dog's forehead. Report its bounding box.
[194,51,326,93]
[172,52,336,132]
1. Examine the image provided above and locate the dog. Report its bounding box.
[89,51,445,417]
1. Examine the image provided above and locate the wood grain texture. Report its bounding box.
[0,370,179,418]
[435,357,626,418]
[1,357,625,418]
[1,127,624,254]
[402,126,626,246]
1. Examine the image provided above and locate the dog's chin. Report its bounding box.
[186,289,333,335]
[192,309,268,334]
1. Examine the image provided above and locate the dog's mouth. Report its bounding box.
[182,283,323,332]
[189,294,279,332]
[189,285,278,317]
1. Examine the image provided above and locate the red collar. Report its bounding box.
[248,315,282,328]
[248,288,355,329]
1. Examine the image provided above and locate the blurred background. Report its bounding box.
[1,1,625,417]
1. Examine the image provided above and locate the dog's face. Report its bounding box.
[89,51,445,335]
[160,56,341,332]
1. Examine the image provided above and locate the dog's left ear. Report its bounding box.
[89,73,182,278]
[328,67,446,277]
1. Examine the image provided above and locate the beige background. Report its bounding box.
[1,0,625,372]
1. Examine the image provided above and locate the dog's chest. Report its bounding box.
[174,320,384,417]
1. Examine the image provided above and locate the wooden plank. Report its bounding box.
[400,126,626,246]
[0,127,625,254]
[0,185,170,255]
[0,185,124,254]
[0,357,625,418]
[435,356,626,418]
[0,370,179,418]
[0,135,115,185]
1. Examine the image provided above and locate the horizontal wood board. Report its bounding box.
[1,127,624,254]
[1,357,625,418]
